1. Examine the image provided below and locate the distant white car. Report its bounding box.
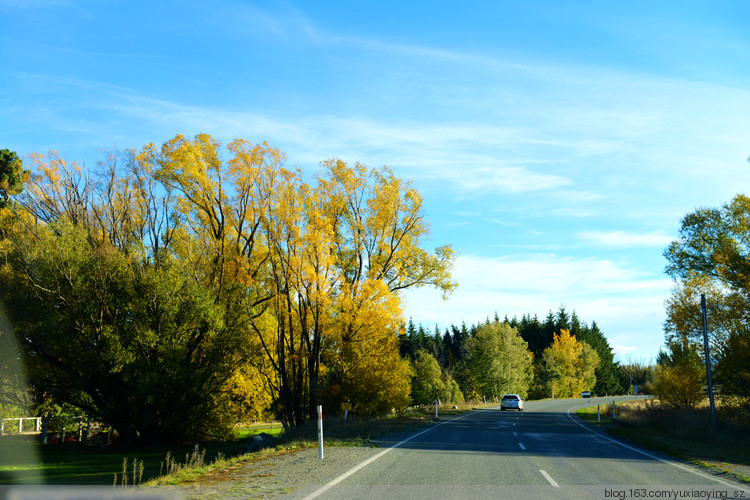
[580,391,591,398]
[500,394,524,411]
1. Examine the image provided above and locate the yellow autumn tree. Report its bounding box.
[541,329,599,398]
[322,279,413,415]
[137,135,455,428]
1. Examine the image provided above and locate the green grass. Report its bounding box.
[577,400,750,484]
[0,433,249,486]
[232,424,284,440]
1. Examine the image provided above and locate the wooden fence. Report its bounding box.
[0,416,105,444]
[0,417,41,435]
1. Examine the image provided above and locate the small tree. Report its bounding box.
[466,321,533,400]
[411,350,445,405]
[540,329,599,398]
[441,372,464,404]
[653,340,705,409]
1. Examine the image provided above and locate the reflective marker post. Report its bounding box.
[317,405,324,459]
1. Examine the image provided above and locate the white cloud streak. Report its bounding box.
[578,231,675,248]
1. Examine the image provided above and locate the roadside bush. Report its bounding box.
[613,398,750,443]
[652,341,704,409]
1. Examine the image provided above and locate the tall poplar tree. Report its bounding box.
[466,321,533,400]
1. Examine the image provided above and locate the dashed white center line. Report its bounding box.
[518,442,526,450]
[540,469,559,487]
[513,432,517,437]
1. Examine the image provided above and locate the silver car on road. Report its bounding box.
[500,394,524,411]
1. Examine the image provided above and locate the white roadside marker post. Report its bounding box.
[318,405,324,459]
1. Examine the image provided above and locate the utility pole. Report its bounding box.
[700,294,718,431]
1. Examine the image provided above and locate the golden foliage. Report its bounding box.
[6,134,455,430]
[542,329,599,398]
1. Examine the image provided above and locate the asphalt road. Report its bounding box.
[294,396,750,500]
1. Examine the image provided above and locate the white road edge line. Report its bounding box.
[518,442,526,450]
[540,469,559,487]
[566,405,750,493]
[302,410,479,500]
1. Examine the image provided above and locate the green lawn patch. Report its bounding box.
[0,435,248,486]
[231,424,284,440]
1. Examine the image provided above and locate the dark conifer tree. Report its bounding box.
[555,305,570,332]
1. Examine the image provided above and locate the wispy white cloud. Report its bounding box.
[7,76,575,195]
[403,253,670,318]
[208,1,318,41]
[451,254,670,294]
[578,231,675,248]
[612,345,641,356]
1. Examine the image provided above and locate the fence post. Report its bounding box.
[1,419,4,435]
[434,400,438,418]
[41,418,48,444]
[35,417,41,432]
[597,405,600,422]
[612,401,616,419]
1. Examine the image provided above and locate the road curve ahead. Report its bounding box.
[297,397,750,500]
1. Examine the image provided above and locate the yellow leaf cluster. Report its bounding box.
[9,134,455,427]
[542,329,599,398]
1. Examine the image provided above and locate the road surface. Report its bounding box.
[293,396,750,500]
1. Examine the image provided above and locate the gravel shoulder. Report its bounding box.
[164,444,389,499]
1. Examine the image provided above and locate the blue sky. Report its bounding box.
[3,1,750,361]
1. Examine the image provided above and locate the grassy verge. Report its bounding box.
[148,402,479,486]
[576,401,750,484]
[0,435,249,486]
[1,403,478,486]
